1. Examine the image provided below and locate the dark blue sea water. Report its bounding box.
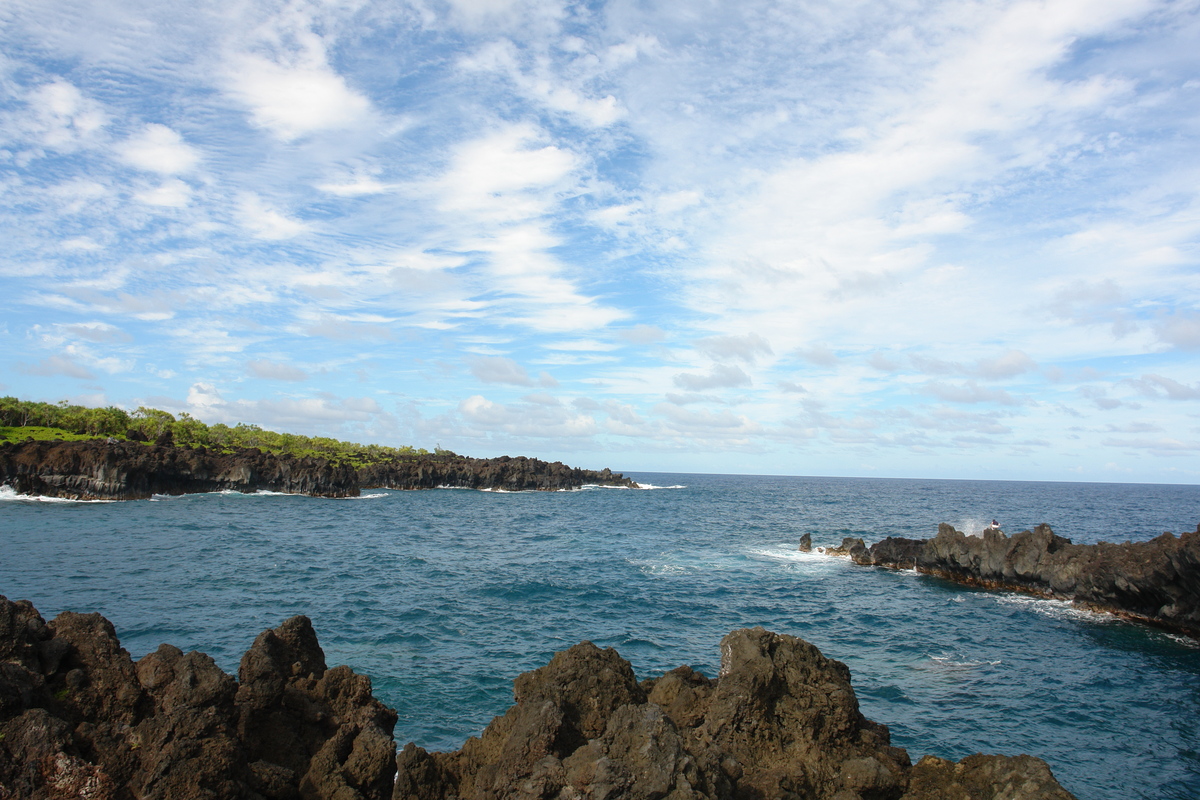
[2,473,1199,800]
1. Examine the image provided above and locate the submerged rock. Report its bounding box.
[0,596,1077,800]
[853,522,1200,638]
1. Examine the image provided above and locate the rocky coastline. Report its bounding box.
[1,595,1076,800]
[810,522,1200,638]
[0,439,637,500]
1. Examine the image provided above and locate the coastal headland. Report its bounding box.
[0,595,1076,799]
[812,523,1200,638]
[0,438,637,500]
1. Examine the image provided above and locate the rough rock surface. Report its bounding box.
[820,537,870,562]
[394,628,1077,800]
[1,596,1077,800]
[0,596,395,799]
[358,454,637,493]
[0,439,359,500]
[0,440,636,500]
[854,522,1200,637]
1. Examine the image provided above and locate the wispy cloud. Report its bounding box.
[1,0,1197,481]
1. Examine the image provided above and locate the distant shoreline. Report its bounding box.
[0,438,638,500]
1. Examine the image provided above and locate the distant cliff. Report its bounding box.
[822,523,1200,638]
[0,439,637,500]
[0,595,1077,799]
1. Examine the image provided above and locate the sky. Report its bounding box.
[1,0,1199,483]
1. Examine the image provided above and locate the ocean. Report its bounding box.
[2,473,1198,799]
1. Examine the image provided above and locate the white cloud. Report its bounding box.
[619,325,666,345]
[459,39,623,127]
[796,344,837,368]
[1133,374,1200,401]
[695,333,773,363]
[468,355,555,387]
[117,124,200,174]
[923,381,1021,406]
[134,179,192,207]
[18,354,95,379]
[435,124,579,218]
[1156,312,1200,351]
[247,359,308,382]
[976,350,1038,379]
[225,55,371,140]
[458,394,597,438]
[673,364,752,391]
[20,80,107,151]
[237,193,309,239]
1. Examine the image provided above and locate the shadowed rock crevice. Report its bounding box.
[0,596,1076,800]
[840,522,1200,637]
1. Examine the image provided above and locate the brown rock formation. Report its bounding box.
[0,440,359,500]
[0,596,394,799]
[0,440,637,500]
[854,523,1200,638]
[394,628,1077,800]
[0,595,1077,800]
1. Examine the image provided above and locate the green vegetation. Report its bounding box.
[0,396,452,466]
[0,425,96,443]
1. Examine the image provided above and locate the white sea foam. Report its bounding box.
[630,559,691,576]
[0,485,114,503]
[993,593,1115,625]
[926,654,1002,669]
[632,483,686,490]
[1164,633,1200,649]
[747,545,840,564]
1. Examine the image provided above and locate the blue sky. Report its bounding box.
[2,0,1198,483]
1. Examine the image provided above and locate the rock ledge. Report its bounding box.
[832,522,1200,638]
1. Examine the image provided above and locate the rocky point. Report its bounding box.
[825,522,1200,638]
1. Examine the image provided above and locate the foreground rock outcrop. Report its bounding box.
[396,628,1075,800]
[0,596,396,799]
[840,523,1200,638]
[0,440,636,500]
[0,595,1077,799]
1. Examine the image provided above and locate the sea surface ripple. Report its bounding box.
[2,473,1198,800]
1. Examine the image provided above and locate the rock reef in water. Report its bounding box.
[0,440,637,500]
[843,523,1200,638]
[1,595,1076,800]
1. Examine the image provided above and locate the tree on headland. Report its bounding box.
[0,396,436,466]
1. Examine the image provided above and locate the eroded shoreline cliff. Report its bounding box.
[817,522,1200,638]
[0,595,1076,799]
[0,439,637,500]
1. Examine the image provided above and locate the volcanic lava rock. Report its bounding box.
[857,522,1200,637]
[0,439,359,500]
[356,454,637,492]
[0,595,395,800]
[0,440,637,500]
[0,595,1077,800]
[394,627,1077,800]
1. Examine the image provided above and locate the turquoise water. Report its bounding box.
[2,473,1199,799]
